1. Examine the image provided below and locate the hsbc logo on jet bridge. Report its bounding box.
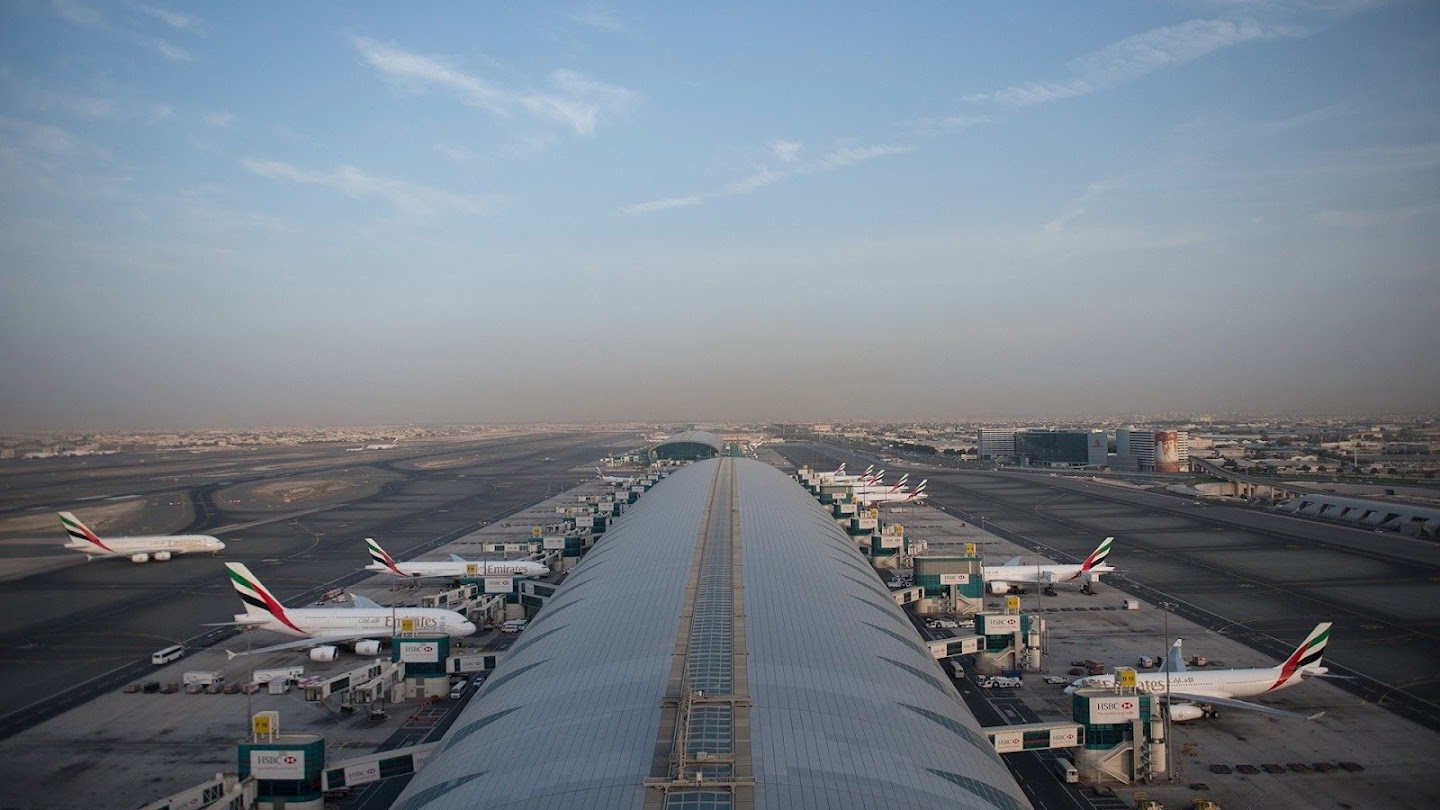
[1088,696,1142,724]
[250,749,306,780]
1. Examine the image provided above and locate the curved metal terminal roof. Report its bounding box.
[649,430,723,460]
[393,458,1028,810]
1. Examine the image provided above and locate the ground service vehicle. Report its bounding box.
[152,645,183,665]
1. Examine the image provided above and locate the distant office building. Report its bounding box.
[1013,429,1108,468]
[976,428,1016,459]
[1117,428,1189,473]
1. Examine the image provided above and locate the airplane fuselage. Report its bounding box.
[984,562,1115,584]
[1069,666,1302,699]
[366,560,548,579]
[66,535,224,558]
[238,607,476,640]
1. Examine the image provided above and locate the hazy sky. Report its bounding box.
[1,2,1437,429]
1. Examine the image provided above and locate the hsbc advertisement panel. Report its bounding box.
[398,640,441,663]
[939,573,970,585]
[344,761,381,786]
[1049,726,1079,747]
[250,749,306,780]
[992,730,1024,753]
[484,576,515,594]
[983,615,1021,634]
[1088,696,1141,723]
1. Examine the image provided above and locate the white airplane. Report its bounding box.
[595,467,633,486]
[983,536,1115,594]
[816,464,876,483]
[1065,623,1334,721]
[845,472,904,495]
[221,562,477,661]
[59,511,224,563]
[365,538,549,579]
[854,479,927,506]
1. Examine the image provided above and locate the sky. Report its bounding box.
[1,1,1437,430]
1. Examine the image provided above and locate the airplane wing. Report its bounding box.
[1164,691,1324,721]
[1002,556,1022,567]
[349,593,382,610]
[225,631,383,659]
[450,554,467,563]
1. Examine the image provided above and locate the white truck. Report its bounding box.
[252,666,305,685]
[182,671,224,686]
[978,675,1023,689]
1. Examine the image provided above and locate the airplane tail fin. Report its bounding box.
[1080,536,1116,572]
[1269,622,1332,691]
[60,511,113,553]
[1160,638,1187,673]
[889,473,910,493]
[365,538,406,576]
[225,563,302,633]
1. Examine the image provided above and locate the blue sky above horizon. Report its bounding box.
[1,1,1437,429]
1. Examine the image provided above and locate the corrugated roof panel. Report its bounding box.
[734,459,1028,809]
[394,460,719,809]
[394,458,1030,809]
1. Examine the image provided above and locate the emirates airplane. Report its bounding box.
[1065,623,1334,721]
[59,511,224,563]
[221,562,476,661]
[364,538,550,579]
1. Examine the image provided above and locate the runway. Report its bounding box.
[775,443,1440,731]
[0,430,634,738]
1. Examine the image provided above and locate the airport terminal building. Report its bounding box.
[392,458,1029,809]
[649,430,723,462]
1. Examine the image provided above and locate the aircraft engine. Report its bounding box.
[310,645,338,662]
[353,640,381,656]
[153,551,172,561]
[130,553,150,563]
[988,580,1011,595]
[1167,704,1205,723]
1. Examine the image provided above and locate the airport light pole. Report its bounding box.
[1160,601,1176,782]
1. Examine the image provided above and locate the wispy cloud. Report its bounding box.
[1313,201,1440,228]
[812,144,914,170]
[241,158,499,217]
[894,114,993,138]
[51,0,194,61]
[351,37,635,136]
[567,8,630,34]
[1044,177,1128,233]
[0,117,80,156]
[619,195,703,215]
[769,140,801,162]
[50,0,103,28]
[621,141,914,214]
[202,110,234,128]
[37,89,174,124]
[136,4,198,31]
[150,38,190,61]
[967,18,1295,106]
[520,70,636,136]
